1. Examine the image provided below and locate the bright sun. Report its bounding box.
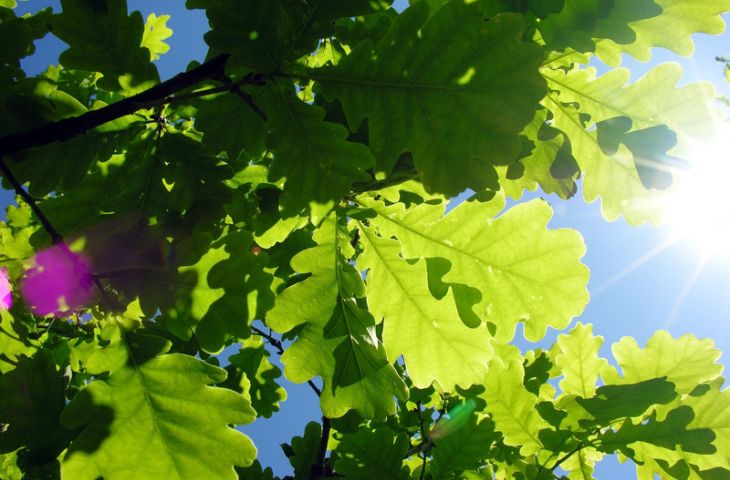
[666,135,730,260]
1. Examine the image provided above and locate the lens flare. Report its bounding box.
[20,244,94,317]
[0,267,11,310]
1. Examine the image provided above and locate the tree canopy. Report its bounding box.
[0,0,729,478]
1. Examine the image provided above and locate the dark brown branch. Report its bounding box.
[0,53,232,158]
[416,403,428,480]
[0,156,62,244]
[310,416,332,479]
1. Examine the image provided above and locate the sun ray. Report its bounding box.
[592,235,679,297]
[662,256,710,329]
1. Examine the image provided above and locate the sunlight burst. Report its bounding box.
[666,135,730,261]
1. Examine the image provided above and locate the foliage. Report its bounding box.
[0,0,728,478]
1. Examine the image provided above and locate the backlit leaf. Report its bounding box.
[61,326,257,479]
[314,1,545,196]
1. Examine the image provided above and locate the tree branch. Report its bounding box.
[0,156,62,244]
[549,442,584,472]
[0,53,248,158]
[310,416,332,479]
[250,324,322,396]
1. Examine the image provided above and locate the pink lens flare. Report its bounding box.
[20,244,94,317]
[0,267,11,310]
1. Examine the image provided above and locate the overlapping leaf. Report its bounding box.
[148,231,274,353]
[538,0,661,52]
[194,91,268,162]
[357,224,494,390]
[605,330,723,393]
[596,0,730,64]
[430,414,498,477]
[61,326,257,479]
[38,131,233,235]
[499,109,578,200]
[598,406,716,457]
[481,359,549,456]
[287,421,321,480]
[543,63,717,224]
[0,6,51,81]
[314,0,546,195]
[628,378,730,474]
[0,351,76,464]
[554,322,608,398]
[262,86,373,215]
[204,0,391,72]
[223,335,287,418]
[334,427,409,480]
[361,196,589,341]
[267,214,407,419]
[50,0,158,92]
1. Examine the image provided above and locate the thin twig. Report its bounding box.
[549,442,584,472]
[250,324,322,396]
[414,402,430,479]
[0,156,62,244]
[418,452,427,480]
[213,72,269,120]
[251,325,285,353]
[406,401,433,459]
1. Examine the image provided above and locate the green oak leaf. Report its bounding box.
[0,351,77,464]
[544,63,716,224]
[481,359,549,456]
[538,0,661,52]
[266,214,340,334]
[555,322,608,398]
[598,406,716,458]
[151,231,273,353]
[596,0,730,64]
[0,311,36,373]
[223,335,287,418]
[562,448,602,480]
[50,0,159,92]
[538,0,613,52]
[194,91,268,162]
[430,414,499,477]
[360,196,589,342]
[61,326,257,479]
[576,378,677,425]
[334,427,409,480]
[0,202,36,278]
[356,224,494,390]
[38,131,233,236]
[268,214,406,419]
[0,450,22,480]
[263,86,373,215]
[605,330,723,394]
[282,298,409,419]
[288,421,321,480]
[205,0,391,72]
[0,7,50,80]
[141,13,172,61]
[236,460,276,480]
[314,1,546,196]
[630,378,730,473]
[499,108,578,200]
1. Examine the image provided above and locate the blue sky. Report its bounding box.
[11,0,730,477]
